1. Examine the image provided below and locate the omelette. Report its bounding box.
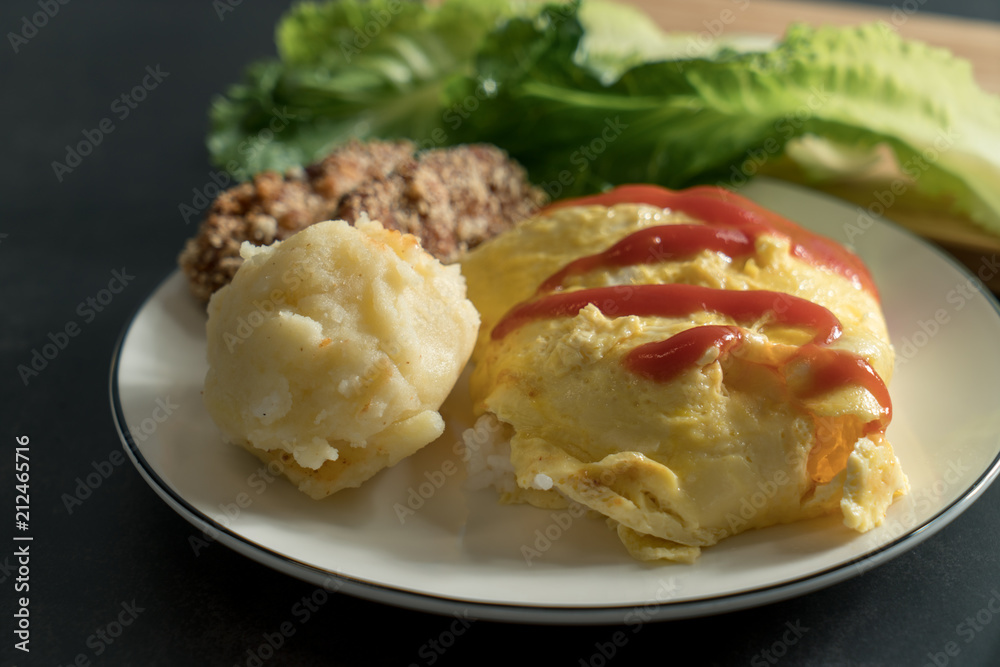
[460,184,908,563]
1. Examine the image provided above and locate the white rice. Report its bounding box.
[531,473,554,490]
[461,414,517,493]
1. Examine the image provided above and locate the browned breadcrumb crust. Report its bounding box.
[178,140,547,302]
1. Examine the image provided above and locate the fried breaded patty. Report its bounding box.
[178,140,546,302]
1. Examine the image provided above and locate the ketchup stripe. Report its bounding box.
[625,329,891,433]
[792,345,893,432]
[625,325,744,383]
[538,225,755,293]
[491,284,842,346]
[541,184,876,297]
[490,184,892,457]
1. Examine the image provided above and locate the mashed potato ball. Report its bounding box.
[203,217,479,498]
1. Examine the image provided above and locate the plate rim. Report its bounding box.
[109,178,1000,624]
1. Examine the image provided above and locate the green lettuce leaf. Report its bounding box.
[451,11,1000,235]
[207,0,518,177]
[206,0,1000,238]
[575,0,773,84]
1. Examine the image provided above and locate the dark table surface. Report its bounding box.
[3,1,1000,665]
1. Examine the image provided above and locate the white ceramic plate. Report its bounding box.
[110,178,1000,624]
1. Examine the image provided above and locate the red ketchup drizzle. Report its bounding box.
[625,325,745,382]
[541,184,877,298]
[537,225,754,293]
[627,332,890,434]
[491,184,893,471]
[492,283,891,436]
[792,345,892,433]
[491,284,842,345]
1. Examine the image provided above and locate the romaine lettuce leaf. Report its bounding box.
[207,0,518,177]
[451,10,1000,235]
[206,0,1000,238]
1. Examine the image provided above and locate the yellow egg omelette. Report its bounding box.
[460,185,908,563]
